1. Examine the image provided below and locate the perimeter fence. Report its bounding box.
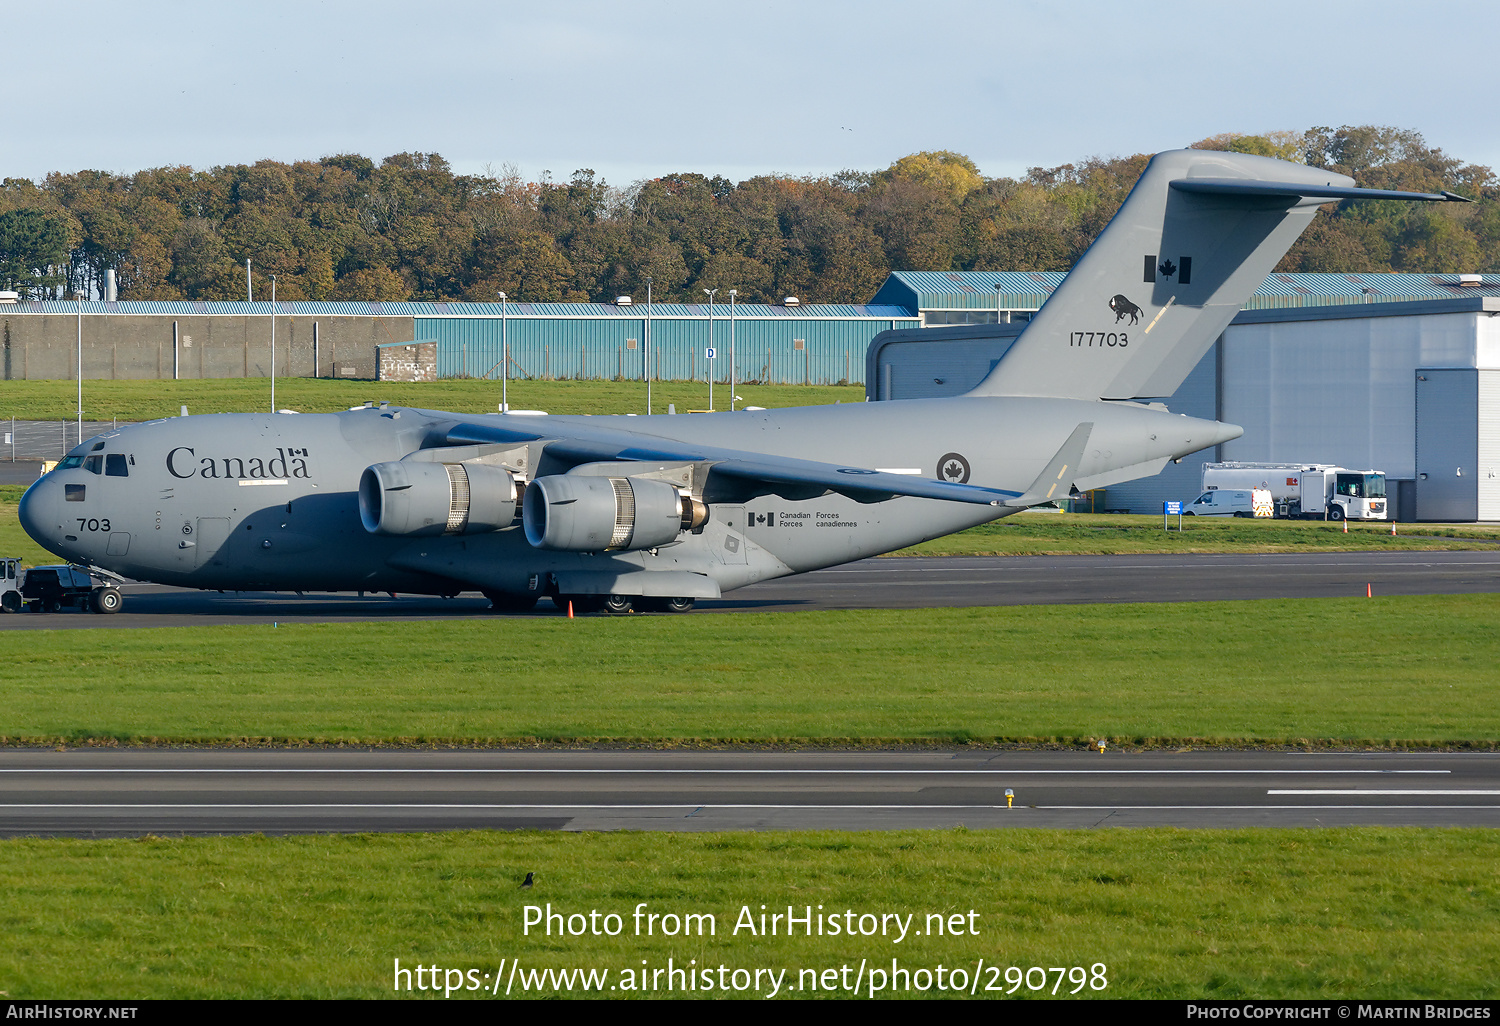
[2,419,139,461]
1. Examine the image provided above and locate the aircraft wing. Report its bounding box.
[440,415,1023,506]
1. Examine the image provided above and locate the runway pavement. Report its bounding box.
[3,550,1500,629]
[2,749,1496,835]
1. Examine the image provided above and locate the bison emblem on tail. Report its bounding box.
[1108,294,1143,324]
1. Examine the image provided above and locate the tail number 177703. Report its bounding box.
[1069,331,1129,348]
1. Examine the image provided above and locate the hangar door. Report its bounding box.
[1415,369,1477,521]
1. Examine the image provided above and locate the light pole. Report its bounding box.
[703,287,718,410]
[76,291,83,445]
[497,291,508,412]
[270,275,277,413]
[644,276,653,414]
[728,289,737,410]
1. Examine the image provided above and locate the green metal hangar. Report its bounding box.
[0,297,917,387]
[414,299,916,385]
[866,272,1500,521]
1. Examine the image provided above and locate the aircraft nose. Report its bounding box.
[17,475,61,549]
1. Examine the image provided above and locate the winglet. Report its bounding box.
[1003,422,1093,508]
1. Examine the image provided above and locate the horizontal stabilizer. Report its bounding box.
[1003,423,1093,508]
[1170,178,1471,203]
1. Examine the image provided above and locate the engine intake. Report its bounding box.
[359,461,518,536]
[524,474,686,551]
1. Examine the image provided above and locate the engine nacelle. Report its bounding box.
[524,474,686,552]
[359,461,518,536]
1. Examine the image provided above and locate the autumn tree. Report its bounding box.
[0,208,73,297]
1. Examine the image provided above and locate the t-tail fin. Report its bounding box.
[967,149,1468,402]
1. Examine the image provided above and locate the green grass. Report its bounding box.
[895,509,1500,555]
[4,597,1499,746]
[2,828,1495,998]
[1,485,61,566]
[0,378,865,421]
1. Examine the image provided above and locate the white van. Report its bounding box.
[1185,489,1255,517]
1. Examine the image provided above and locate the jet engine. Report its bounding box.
[359,461,518,536]
[523,474,693,551]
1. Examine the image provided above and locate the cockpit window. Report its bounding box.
[91,442,105,451]
[83,455,103,475]
[105,454,128,477]
[57,456,84,470]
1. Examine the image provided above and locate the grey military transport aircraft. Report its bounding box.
[18,150,1465,613]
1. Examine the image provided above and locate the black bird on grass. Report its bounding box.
[519,872,534,890]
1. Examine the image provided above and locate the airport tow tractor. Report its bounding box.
[11,562,125,614]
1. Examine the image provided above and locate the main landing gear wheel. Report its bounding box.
[640,596,696,613]
[601,594,635,615]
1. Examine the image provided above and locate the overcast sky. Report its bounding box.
[15,0,1498,188]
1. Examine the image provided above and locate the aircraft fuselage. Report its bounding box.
[18,397,1232,601]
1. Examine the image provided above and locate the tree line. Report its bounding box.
[0,126,1494,304]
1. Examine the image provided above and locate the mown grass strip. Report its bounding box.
[1,828,1495,998]
[0,378,864,422]
[2,596,1498,745]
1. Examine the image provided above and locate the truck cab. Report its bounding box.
[1331,472,1387,521]
[0,558,20,613]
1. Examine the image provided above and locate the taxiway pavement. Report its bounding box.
[3,551,1499,630]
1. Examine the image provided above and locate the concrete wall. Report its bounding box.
[0,314,404,380]
[379,341,437,382]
